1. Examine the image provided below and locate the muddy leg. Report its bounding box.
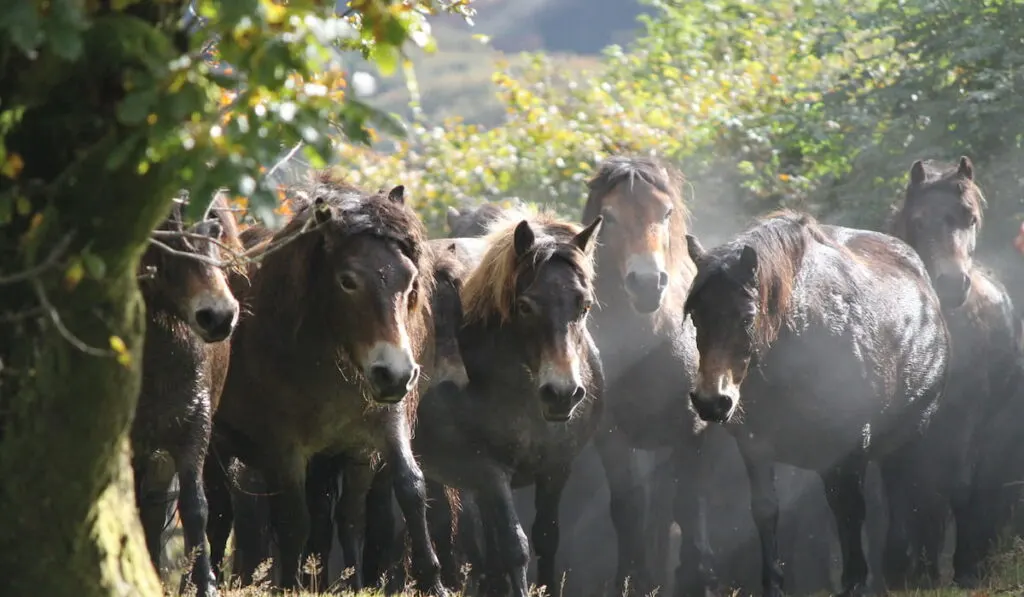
[266,454,310,590]
[737,439,783,597]
[822,458,869,597]
[177,459,219,597]
[336,461,375,590]
[385,418,444,595]
[477,478,529,597]
[534,467,569,597]
[595,425,649,594]
[457,490,487,590]
[673,439,717,597]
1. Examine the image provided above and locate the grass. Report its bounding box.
[159,520,1024,597]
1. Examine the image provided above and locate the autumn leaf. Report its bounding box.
[2,152,24,179]
[64,258,85,291]
[109,336,132,368]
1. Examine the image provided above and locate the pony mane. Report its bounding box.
[582,155,695,279]
[694,210,830,350]
[461,207,596,325]
[888,159,988,237]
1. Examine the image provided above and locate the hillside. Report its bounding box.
[356,0,647,126]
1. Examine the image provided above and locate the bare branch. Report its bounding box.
[265,142,304,182]
[150,229,243,259]
[147,238,228,268]
[233,216,317,266]
[0,233,77,286]
[0,307,45,324]
[32,278,112,357]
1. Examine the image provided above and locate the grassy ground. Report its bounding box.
[161,523,1024,597]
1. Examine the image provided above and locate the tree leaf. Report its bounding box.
[116,89,159,125]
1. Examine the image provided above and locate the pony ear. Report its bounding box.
[387,185,406,205]
[738,244,758,278]
[513,220,536,257]
[909,160,926,187]
[685,234,706,264]
[957,156,974,181]
[447,206,461,230]
[314,197,332,225]
[572,215,603,255]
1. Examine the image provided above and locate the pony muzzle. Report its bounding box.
[365,341,420,404]
[538,359,586,422]
[190,292,240,343]
[624,254,669,313]
[690,374,740,423]
[933,270,972,310]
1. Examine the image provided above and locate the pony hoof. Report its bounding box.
[835,582,872,597]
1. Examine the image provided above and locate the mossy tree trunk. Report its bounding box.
[0,4,190,595]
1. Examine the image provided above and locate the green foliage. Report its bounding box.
[0,0,476,230]
[335,0,1024,250]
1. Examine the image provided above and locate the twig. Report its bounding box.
[0,307,45,324]
[264,142,304,182]
[147,238,228,268]
[233,216,317,266]
[0,233,77,286]
[150,229,243,259]
[32,277,112,357]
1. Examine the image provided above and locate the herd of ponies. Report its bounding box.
[134,154,1024,597]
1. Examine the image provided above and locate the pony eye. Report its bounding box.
[663,208,673,221]
[517,298,536,316]
[601,209,617,225]
[580,300,593,319]
[338,272,360,293]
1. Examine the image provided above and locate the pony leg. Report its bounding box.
[133,456,173,575]
[594,425,649,594]
[384,417,445,595]
[426,479,460,589]
[821,458,869,597]
[335,461,375,590]
[533,467,570,597]
[477,478,529,597]
[672,438,717,597]
[202,453,233,584]
[362,463,397,590]
[303,454,338,591]
[456,490,487,592]
[736,439,783,597]
[229,466,275,585]
[177,458,219,597]
[879,449,913,591]
[265,453,310,590]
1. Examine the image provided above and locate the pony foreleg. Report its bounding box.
[336,461,375,590]
[594,425,649,594]
[671,440,717,597]
[477,478,530,597]
[362,464,399,590]
[177,458,219,597]
[425,480,460,589]
[265,456,310,590]
[303,455,338,591]
[385,419,445,596]
[821,457,869,597]
[736,439,783,597]
[533,467,569,597]
[202,453,233,584]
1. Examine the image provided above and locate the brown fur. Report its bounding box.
[461,206,595,326]
[209,171,445,593]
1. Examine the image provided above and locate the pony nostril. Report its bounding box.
[571,385,586,402]
[625,271,639,291]
[369,365,397,389]
[194,307,234,339]
[195,308,216,331]
[657,270,669,289]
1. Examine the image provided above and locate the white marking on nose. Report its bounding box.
[625,252,665,279]
[367,341,419,390]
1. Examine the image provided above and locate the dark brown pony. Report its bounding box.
[411,208,605,597]
[580,156,725,596]
[134,192,241,597]
[683,211,951,597]
[886,157,1024,588]
[207,172,444,593]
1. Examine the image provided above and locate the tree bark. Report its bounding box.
[0,7,188,595]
